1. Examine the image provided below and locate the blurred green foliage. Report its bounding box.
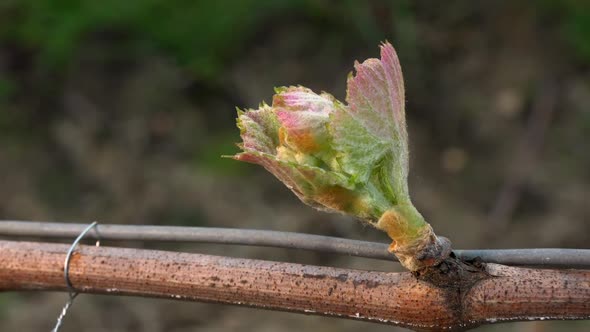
[0,1,417,77]
[1,1,588,79]
[542,0,590,60]
[0,0,339,78]
[0,78,14,100]
[561,6,590,60]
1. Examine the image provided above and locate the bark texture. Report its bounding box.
[0,240,588,331]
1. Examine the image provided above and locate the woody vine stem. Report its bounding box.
[1,240,589,331]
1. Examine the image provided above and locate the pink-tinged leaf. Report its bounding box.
[236,104,280,154]
[379,42,406,127]
[273,87,333,154]
[346,42,406,139]
[330,42,409,199]
[234,151,309,199]
[273,86,335,113]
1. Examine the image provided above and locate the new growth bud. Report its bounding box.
[230,42,449,271]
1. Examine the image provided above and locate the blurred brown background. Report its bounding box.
[0,1,589,331]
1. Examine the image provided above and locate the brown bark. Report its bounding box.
[0,240,588,331]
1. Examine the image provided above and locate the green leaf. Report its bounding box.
[331,42,409,200]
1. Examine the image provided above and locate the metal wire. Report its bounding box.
[1,220,588,268]
[51,221,100,332]
[51,294,77,332]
